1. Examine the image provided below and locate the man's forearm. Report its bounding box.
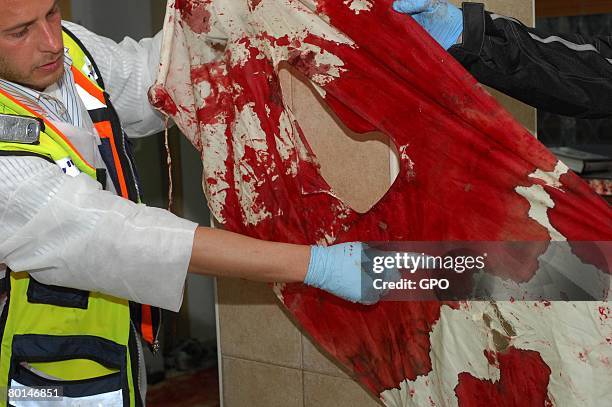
[188,227,310,283]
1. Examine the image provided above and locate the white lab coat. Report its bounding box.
[0,21,197,313]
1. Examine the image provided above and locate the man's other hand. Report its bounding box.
[393,0,463,50]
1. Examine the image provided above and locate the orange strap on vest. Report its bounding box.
[71,66,130,199]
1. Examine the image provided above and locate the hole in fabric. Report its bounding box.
[279,64,398,214]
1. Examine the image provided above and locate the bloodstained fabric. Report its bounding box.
[151,1,612,405]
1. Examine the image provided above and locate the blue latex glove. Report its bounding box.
[305,242,400,305]
[393,0,463,50]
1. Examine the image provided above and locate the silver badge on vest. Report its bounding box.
[0,113,42,144]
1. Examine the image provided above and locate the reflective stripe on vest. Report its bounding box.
[0,89,96,179]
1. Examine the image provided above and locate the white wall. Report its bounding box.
[71,0,154,40]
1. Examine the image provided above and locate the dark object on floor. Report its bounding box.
[165,338,218,372]
[146,366,219,407]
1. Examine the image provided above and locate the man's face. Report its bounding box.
[0,0,63,91]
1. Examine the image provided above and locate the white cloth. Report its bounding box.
[0,22,197,312]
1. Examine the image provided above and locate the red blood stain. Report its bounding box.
[455,348,552,407]
[324,92,378,133]
[275,35,291,47]
[599,306,609,319]
[150,86,178,116]
[267,75,283,106]
[287,49,332,80]
[248,0,263,12]
[484,350,498,366]
[189,61,232,126]
[174,0,212,34]
[191,62,225,85]
[254,32,292,48]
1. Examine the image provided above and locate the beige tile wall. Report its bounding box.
[217,278,383,406]
[218,2,534,405]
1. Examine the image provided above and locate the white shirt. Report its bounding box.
[0,21,197,313]
[0,50,86,127]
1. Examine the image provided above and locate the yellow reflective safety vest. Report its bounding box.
[0,27,161,406]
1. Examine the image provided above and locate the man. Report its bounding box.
[0,0,393,404]
[393,0,612,118]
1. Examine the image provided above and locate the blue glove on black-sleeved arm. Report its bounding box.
[393,0,463,50]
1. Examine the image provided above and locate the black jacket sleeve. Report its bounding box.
[448,2,612,119]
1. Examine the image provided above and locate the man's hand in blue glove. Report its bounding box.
[392,0,463,50]
[305,242,400,305]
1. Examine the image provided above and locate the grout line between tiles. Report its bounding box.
[221,353,354,382]
[222,354,301,371]
[301,333,306,407]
